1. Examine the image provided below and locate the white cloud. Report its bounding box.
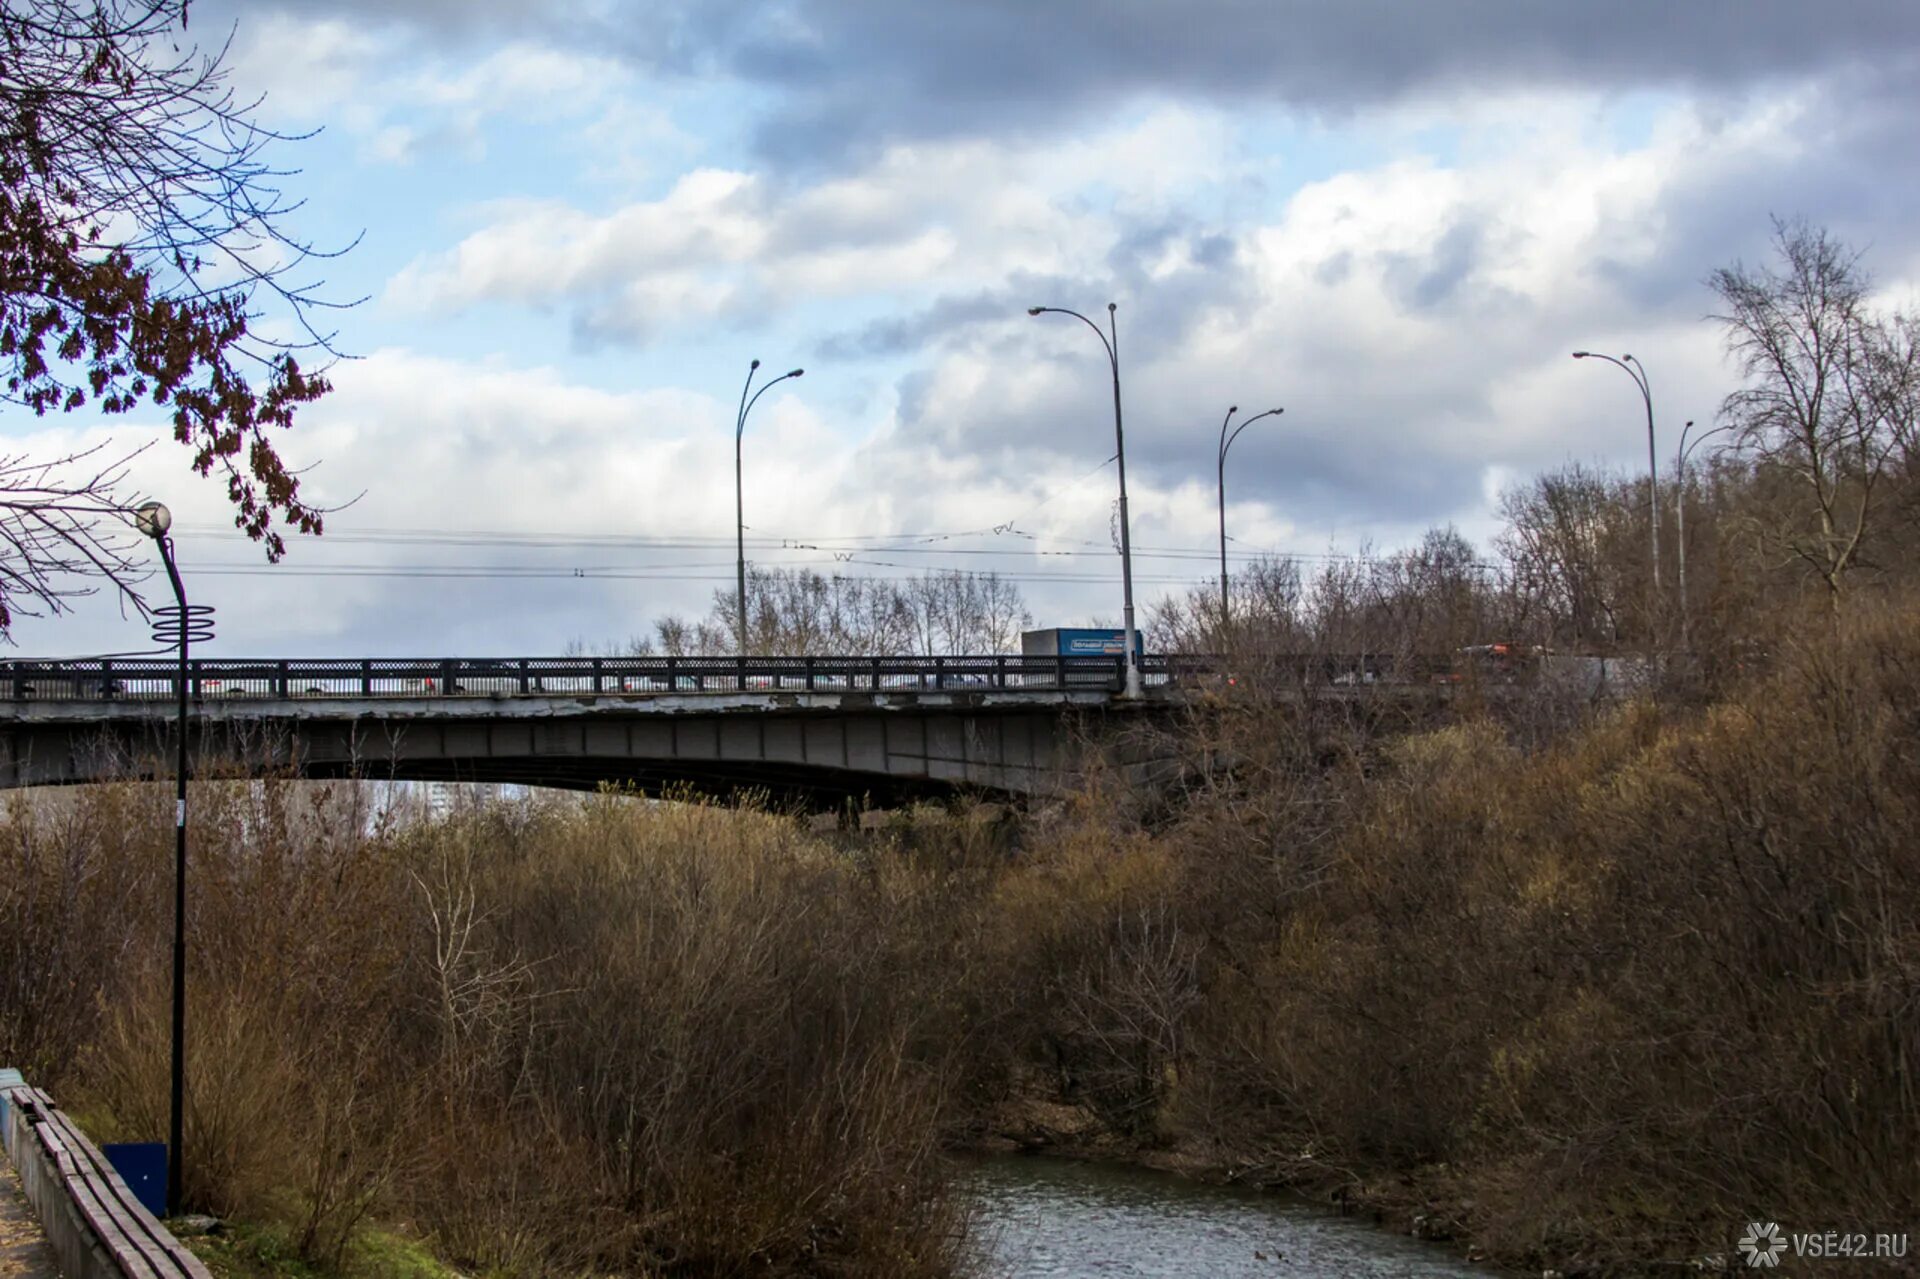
[229,13,650,168]
[853,89,1830,567]
[382,108,1235,333]
[229,14,387,127]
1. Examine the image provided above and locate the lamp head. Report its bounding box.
[1027,306,1045,316]
[1107,302,1116,313]
[1228,405,1239,415]
[788,368,804,379]
[750,358,760,370]
[1622,352,1634,362]
[134,501,171,540]
[1271,407,1284,416]
[1571,351,1590,359]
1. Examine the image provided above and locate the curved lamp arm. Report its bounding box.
[743,367,804,431]
[1678,418,1736,471]
[1573,350,1650,405]
[1221,406,1283,466]
[1029,305,1116,370]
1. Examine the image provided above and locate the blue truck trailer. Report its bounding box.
[1020,627,1141,657]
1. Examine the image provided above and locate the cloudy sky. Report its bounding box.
[9,0,1920,656]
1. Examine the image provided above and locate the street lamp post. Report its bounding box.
[134,500,190,1217]
[1572,351,1661,630]
[1029,302,1142,698]
[1674,417,1734,651]
[733,360,803,654]
[1216,405,1282,633]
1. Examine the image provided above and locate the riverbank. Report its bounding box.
[966,1092,1501,1269]
[962,1150,1489,1278]
[963,1092,1720,1276]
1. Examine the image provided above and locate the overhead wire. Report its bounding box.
[181,561,1222,587]
[175,523,1337,564]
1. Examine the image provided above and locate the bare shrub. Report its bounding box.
[1124,598,1920,1269]
[0,781,162,1083]
[395,792,967,1276]
[6,775,968,1274]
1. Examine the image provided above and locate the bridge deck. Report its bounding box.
[0,653,1467,804]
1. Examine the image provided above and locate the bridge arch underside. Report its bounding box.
[0,703,1087,809]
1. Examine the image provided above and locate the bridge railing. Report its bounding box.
[0,652,1479,701]
[1,654,1158,700]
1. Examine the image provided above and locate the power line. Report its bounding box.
[181,562,1224,587]
[176,523,1339,564]
[176,523,1490,569]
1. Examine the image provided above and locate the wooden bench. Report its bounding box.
[0,1084,210,1279]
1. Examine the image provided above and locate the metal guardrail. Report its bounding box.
[0,654,1163,701]
[0,653,1473,703]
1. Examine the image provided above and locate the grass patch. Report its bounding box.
[185,1222,462,1279]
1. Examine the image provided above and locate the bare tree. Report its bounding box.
[0,441,155,628]
[1497,464,1634,648]
[1709,220,1912,602]
[0,1,350,631]
[905,569,1031,654]
[647,567,1033,655]
[1150,555,1306,654]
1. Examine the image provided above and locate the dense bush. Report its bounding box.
[0,784,969,1276]
[1021,600,1920,1270]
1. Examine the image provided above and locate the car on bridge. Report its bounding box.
[1433,643,1545,685]
[8,673,123,698]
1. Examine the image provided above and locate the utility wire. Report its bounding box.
[180,562,1221,587]
[175,525,1326,564]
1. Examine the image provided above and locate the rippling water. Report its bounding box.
[963,1155,1486,1278]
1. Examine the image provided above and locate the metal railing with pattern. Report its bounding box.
[1,653,1149,700]
[0,653,1466,702]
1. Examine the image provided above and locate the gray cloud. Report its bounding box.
[646,0,1920,167]
[1551,63,1920,332]
[209,1,1920,167]
[1388,222,1483,312]
[813,289,1021,361]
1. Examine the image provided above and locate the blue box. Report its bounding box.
[102,1142,168,1219]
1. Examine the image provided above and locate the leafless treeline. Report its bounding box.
[579,565,1033,656]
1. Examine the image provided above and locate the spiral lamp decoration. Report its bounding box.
[150,600,215,648]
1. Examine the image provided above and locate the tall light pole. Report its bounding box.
[1674,417,1734,651]
[135,500,192,1217]
[1216,405,1282,633]
[1572,351,1661,630]
[733,360,803,654]
[1029,302,1142,698]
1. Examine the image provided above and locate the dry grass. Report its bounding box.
[0,783,969,1276]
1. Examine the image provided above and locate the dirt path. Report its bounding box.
[0,1157,59,1279]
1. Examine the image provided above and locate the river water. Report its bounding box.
[964,1155,1487,1278]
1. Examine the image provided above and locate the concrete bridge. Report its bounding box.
[0,654,1194,806]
